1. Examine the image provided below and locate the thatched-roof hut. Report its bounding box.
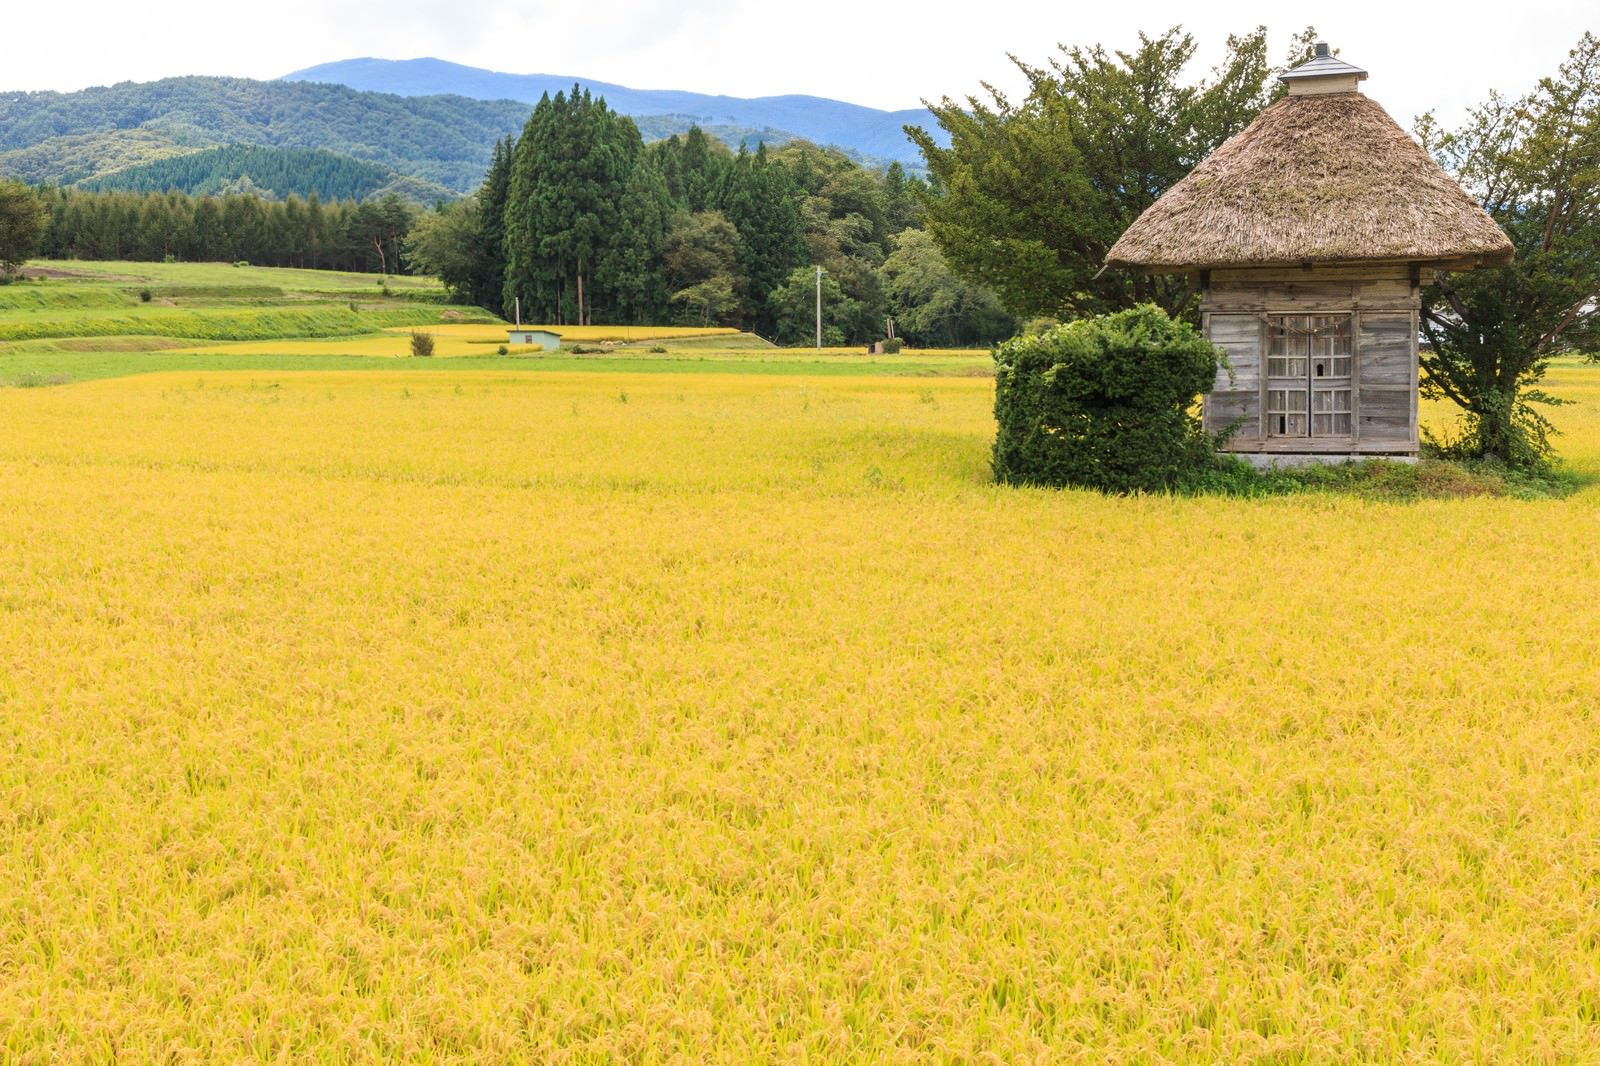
[1106,44,1513,462]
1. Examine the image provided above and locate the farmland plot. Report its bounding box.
[1,365,1598,1061]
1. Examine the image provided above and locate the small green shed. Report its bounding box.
[507,328,562,350]
[1105,43,1514,464]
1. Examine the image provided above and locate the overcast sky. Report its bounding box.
[7,1,1592,130]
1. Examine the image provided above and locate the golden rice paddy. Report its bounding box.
[391,323,744,343]
[2,362,1598,1061]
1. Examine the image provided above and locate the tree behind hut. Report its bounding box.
[906,26,1320,321]
[1417,32,1600,468]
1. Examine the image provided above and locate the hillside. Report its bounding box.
[76,145,455,203]
[0,78,531,191]
[284,57,944,166]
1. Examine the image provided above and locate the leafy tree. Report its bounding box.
[469,137,513,315]
[348,193,416,276]
[662,210,743,324]
[907,26,1306,319]
[673,276,740,326]
[1417,31,1600,467]
[404,197,482,300]
[770,141,896,342]
[769,266,859,346]
[878,229,1015,346]
[0,180,46,277]
[652,126,732,212]
[602,154,674,324]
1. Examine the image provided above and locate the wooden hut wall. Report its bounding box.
[1201,265,1420,451]
[1355,312,1417,443]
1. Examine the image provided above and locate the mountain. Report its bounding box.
[0,78,531,192]
[282,57,943,166]
[0,70,943,198]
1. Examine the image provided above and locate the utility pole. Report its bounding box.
[815,266,822,350]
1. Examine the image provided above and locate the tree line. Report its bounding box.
[405,89,1014,346]
[23,186,419,275]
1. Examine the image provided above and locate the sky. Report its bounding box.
[6,1,1592,130]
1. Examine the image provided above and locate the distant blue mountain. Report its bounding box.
[282,57,945,167]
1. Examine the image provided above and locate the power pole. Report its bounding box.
[815,266,822,350]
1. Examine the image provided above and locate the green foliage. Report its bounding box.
[75,146,450,203]
[908,26,1309,320]
[0,130,190,188]
[769,267,858,346]
[992,305,1222,492]
[663,210,742,325]
[409,330,435,357]
[1417,31,1600,469]
[0,179,46,276]
[32,186,420,274]
[601,154,674,324]
[404,197,482,302]
[1181,455,1578,500]
[877,229,1014,346]
[503,88,644,325]
[880,337,903,354]
[720,144,809,332]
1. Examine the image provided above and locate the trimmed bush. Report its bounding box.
[992,304,1224,493]
[881,337,903,354]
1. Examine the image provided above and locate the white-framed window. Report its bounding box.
[1266,314,1352,437]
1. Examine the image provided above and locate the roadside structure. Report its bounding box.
[507,327,561,350]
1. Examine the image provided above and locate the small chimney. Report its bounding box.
[1280,42,1369,96]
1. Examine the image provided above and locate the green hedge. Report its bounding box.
[992,304,1224,493]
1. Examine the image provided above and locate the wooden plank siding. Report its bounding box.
[1356,312,1417,442]
[1201,279,1416,314]
[1204,312,1262,439]
[1202,273,1421,456]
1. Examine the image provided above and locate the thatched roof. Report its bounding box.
[1104,92,1514,271]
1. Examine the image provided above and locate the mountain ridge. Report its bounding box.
[281,57,942,166]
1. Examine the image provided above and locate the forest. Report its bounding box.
[30,187,418,276]
[408,90,1013,346]
[77,146,450,204]
[19,104,1017,347]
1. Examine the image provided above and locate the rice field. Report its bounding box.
[2,354,1599,1061]
[388,324,745,343]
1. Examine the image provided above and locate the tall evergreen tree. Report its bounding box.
[471,137,513,316]
[503,88,643,324]
[602,154,674,324]
[721,144,808,332]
